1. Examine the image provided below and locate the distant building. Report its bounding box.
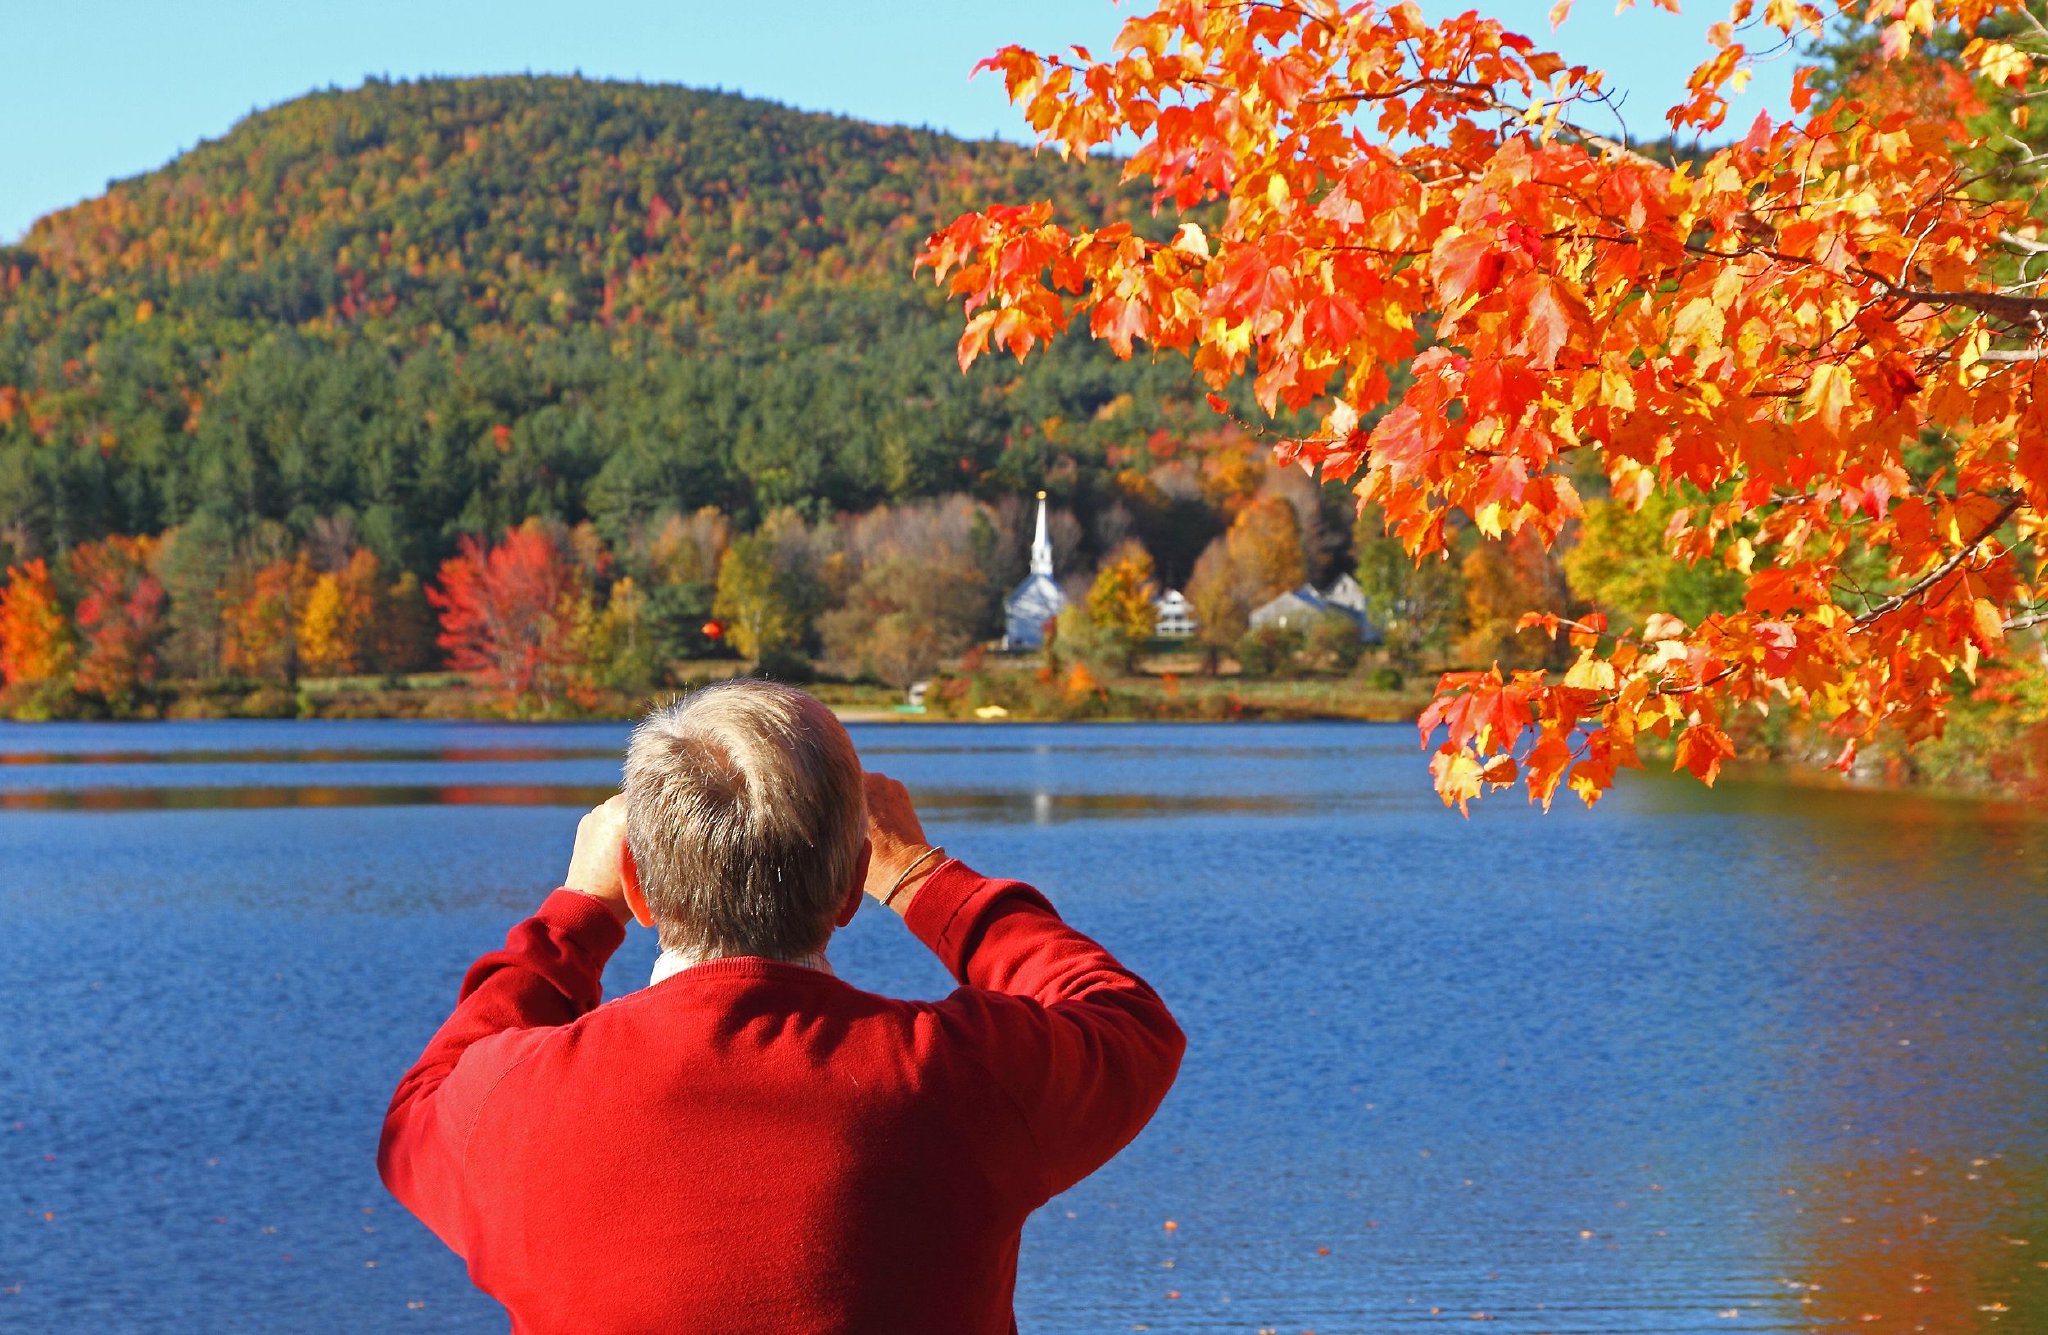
[1002,492,1065,651]
[1322,572,1369,616]
[1152,589,1196,639]
[1249,580,1380,642]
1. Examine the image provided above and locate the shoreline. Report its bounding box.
[0,668,1442,728]
[5,674,2039,810]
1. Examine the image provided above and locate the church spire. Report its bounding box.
[1029,490,1053,577]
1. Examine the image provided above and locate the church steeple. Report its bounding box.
[1029,490,1053,578]
[1003,489,1067,651]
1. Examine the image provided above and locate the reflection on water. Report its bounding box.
[0,720,2041,1334]
[922,788,1315,822]
[857,738,1392,760]
[1784,1149,2046,1331]
[0,782,1315,821]
[0,745,622,766]
[0,783,622,811]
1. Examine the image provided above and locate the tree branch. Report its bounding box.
[1868,278,2048,326]
[1851,495,2025,631]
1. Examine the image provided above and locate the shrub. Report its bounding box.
[1306,610,1366,671]
[1236,623,1303,677]
[751,647,814,684]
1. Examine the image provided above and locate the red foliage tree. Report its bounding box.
[69,536,166,704]
[428,523,588,705]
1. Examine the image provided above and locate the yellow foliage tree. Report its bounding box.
[1085,540,1159,671]
[296,576,351,676]
[295,549,382,678]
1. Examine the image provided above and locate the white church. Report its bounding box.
[1002,492,1065,651]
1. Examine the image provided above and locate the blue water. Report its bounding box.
[0,720,2043,1333]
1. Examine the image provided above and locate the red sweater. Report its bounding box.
[379,859,1184,1334]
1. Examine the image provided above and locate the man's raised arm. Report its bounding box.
[863,774,1187,1201]
[376,798,633,1252]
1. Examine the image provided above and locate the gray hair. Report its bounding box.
[623,680,866,960]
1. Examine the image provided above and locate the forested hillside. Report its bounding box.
[0,75,1212,570]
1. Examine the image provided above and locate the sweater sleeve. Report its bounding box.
[903,859,1186,1200]
[377,889,625,1253]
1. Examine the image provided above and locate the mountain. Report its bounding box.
[0,76,1210,572]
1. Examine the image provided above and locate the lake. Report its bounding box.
[1,719,2043,1334]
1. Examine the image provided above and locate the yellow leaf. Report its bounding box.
[1671,298,1724,355]
[1800,362,1853,433]
[1642,612,1688,642]
[1563,654,1617,690]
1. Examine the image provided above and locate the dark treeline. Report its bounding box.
[0,75,1237,578]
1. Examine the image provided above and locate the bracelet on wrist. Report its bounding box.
[882,845,945,909]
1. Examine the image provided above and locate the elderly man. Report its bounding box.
[378,680,1185,1333]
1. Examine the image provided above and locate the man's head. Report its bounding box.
[623,681,868,960]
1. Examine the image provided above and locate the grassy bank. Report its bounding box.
[0,659,1438,727]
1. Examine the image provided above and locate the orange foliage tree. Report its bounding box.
[222,553,315,685]
[1224,495,1309,605]
[69,536,166,705]
[1459,530,1570,671]
[920,0,2048,811]
[428,523,589,706]
[0,560,75,689]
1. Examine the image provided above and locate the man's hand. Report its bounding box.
[862,772,940,916]
[563,794,633,927]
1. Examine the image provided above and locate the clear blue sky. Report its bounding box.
[1,1,1798,243]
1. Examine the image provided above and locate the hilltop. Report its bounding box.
[0,76,1210,570]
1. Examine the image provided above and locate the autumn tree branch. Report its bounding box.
[1851,495,2026,631]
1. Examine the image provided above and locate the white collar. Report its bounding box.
[650,945,833,988]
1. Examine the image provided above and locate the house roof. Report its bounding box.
[1250,582,1375,634]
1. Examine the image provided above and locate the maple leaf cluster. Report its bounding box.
[919,0,2048,811]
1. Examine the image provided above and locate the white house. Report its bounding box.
[1001,492,1065,651]
[1249,579,1379,642]
[1323,572,1369,615]
[1153,589,1197,639]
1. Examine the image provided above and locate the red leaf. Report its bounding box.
[1525,731,1574,811]
[1507,274,1582,367]
[1429,230,1505,308]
